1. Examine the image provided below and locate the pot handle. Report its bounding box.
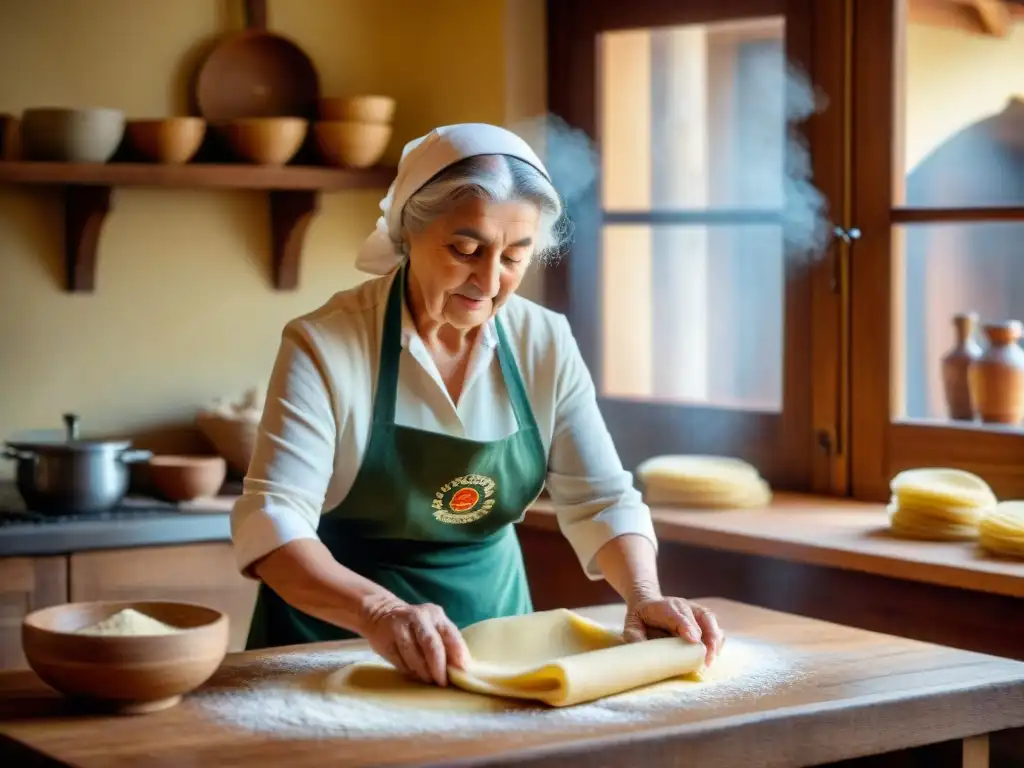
[2,447,28,461]
[119,449,153,464]
[63,412,81,441]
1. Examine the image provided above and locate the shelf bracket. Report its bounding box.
[64,185,113,293]
[269,190,321,291]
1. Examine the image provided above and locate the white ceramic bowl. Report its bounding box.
[20,107,126,162]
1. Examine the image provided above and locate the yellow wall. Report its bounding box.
[0,0,545,475]
[905,20,1024,171]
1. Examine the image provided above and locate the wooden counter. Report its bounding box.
[524,493,1023,598]
[2,599,1023,768]
[516,494,1024,664]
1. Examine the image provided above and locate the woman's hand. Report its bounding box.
[623,593,725,665]
[360,597,471,686]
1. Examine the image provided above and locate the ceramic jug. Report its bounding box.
[940,312,982,421]
[968,320,1024,426]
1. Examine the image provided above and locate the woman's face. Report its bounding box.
[405,196,540,331]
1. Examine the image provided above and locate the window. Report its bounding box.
[548,0,1024,501]
[851,0,1024,499]
[547,0,832,491]
[600,24,786,411]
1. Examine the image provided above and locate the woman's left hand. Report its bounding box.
[623,594,724,665]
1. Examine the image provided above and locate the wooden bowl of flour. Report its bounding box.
[22,600,229,714]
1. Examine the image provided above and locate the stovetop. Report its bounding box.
[0,482,241,527]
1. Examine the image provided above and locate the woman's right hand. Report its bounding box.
[360,597,471,686]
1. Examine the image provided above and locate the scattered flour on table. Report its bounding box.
[75,608,183,636]
[196,638,804,739]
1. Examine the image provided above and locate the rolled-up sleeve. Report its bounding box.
[230,323,337,577]
[544,315,658,579]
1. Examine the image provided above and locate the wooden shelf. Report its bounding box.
[0,161,394,191]
[0,161,395,292]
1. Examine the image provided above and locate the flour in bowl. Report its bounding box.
[76,608,183,637]
[196,637,801,739]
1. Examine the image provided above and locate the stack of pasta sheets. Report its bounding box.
[636,455,772,510]
[979,502,1024,559]
[887,468,996,541]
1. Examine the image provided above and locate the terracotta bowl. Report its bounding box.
[318,95,395,124]
[147,455,227,501]
[219,117,307,165]
[22,600,229,715]
[314,120,392,169]
[20,107,125,163]
[126,118,206,164]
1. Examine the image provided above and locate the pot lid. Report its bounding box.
[5,413,132,453]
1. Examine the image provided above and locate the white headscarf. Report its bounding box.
[354,123,552,275]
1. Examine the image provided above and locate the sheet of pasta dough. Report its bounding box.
[327,608,706,708]
[447,609,706,706]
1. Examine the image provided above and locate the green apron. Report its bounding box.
[246,265,547,649]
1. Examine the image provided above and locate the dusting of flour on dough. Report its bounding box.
[196,638,800,739]
[601,637,803,711]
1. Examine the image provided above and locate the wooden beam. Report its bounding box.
[910,0,988,34]
[911,0,1016,36]
[972,0,1012,36]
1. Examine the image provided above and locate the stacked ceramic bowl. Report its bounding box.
[218,116,308,166]
[314,95,394,169]
[126,117,207,164]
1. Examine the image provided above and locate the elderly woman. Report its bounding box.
[231,123,723,687]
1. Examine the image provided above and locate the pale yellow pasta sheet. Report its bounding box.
[447,609,706,707]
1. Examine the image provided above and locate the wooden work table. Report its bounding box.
[2,599,1023,768]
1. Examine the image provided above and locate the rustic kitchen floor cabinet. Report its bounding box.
[0,557,67,670]
[0,543,257,670]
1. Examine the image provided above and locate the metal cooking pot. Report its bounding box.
[2,413,152,514]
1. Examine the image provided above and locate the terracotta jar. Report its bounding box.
[940,312,982,421]
[968,320,1024,426]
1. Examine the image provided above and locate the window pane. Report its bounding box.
[895,221,1024,429]
[900,2,1024,208]
[599,18,786,212]
[601,223,783,411]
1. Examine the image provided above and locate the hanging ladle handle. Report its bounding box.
[244,0,267,30]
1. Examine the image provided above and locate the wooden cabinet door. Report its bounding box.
[69,543,258,652]
[0,557,67,670]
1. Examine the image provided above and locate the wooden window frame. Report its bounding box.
[546,0,848,494]
[850,0,1024,501]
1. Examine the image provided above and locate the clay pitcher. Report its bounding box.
[968,320,1024,426]
[940,312,982,421]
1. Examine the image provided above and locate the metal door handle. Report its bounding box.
[833,226,861,244]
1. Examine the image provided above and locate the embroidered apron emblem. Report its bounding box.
[433,473,496,524]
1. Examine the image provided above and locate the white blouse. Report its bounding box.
[230,271,657,581]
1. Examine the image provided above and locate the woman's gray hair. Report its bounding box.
[396,154,570,264]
